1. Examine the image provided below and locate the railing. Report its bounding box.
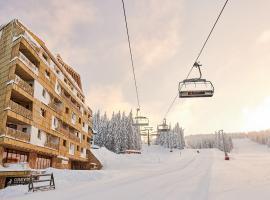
[14,75,34,96]
[69,133,80,143]
[13,31,40,50]
[18,52,39,75]
[6,127,31,142]
[49,102,63,113]
[7,100,32,120]
[56,125,80,143]
[45,141,59,150]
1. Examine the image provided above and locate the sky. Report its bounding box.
[1,0,270,135]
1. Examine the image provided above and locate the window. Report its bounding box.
[35,155,51,169]
[38,130,41,139]
[80,148,83,153]
[83,135,85,140]
[40,108,46,117]
[63,140,67,147]
[42,89,46,98]
[79,118,81,124]
[82,122,85,128]
[65,107,69,114]
[56,83,61,92]
[22,128,27,133]
[45,70,50,79]
[77,145,79,151]
[72,113,76,122]
[42,53,48,62]
[3,149,28,164]
[53,117,58,127]
[7,124,17,129]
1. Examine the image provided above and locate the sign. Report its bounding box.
[5,177,30,187]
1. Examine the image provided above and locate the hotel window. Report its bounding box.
[3,149,28,164]
[79,118,81,124]
[42,53,50,64]
[83,134,85,140]
[42,89,46,98]
[53,117,58,127]
[63,139,67,147]
[22,127,27,133]
[40,108,46,117]
[65,107,69,114]
[77,145,79,151]
[45,70,50,79]
[38,130,41,139]
[35,155,51,169]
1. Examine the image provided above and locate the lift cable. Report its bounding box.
[121,0,141,110]
[163,0,229,120]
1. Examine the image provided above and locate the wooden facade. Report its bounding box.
[0,20,102,170]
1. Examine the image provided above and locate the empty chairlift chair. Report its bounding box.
[157,119,170,132]
[133,108,149,126]
[179,62,214,98]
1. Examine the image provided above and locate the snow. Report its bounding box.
[0,163,31,172]
[1,139,270,200]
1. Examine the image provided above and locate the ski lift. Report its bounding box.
[157,118,170,132]
[133,108,149,126]
[179,62,214,98]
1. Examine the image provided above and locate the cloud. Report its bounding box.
[256,29,270,44]
[86,85,133,115]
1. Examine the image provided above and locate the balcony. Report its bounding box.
[7,100,32,120]
[13,74,34,96]
[49,100,63,114]
[18,52,39,75]
[55,123,80,143]
[13,31,40,51]
[5,127,31,142]
[44,141,59,150]
[69,133,80,143]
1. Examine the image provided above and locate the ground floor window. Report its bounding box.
[3,149,29,163]
[35,155,52,169]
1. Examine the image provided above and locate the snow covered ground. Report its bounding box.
[1,139,270,200]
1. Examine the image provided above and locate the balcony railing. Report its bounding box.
[13,31,40,50]
[7,100,32,120]
[49,102,63,114]
[56,125,80,143]
[69,133,80,143]
[45,141,59,150]
[13,75,34,96]
[18,52,39,75]
[6,127,31,142]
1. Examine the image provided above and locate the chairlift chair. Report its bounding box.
[157,118,170,132]
[179,62,214,98]
[133,108,149,126]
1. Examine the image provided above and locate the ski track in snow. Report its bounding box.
[2,139,270,200]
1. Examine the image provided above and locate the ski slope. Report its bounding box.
[1,139,270,200]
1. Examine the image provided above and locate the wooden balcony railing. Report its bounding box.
[6,127,31,142]
[18,52,39,75]
[56,125,80,143]
[49,102,63,114]
[13,75,34,96]
[69,133,80,143]
[44,141,59,150]
[7,100,32,120]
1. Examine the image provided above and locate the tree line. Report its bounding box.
[156,123,185,150]
[185,132,233,153]
[93,110,141,153]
